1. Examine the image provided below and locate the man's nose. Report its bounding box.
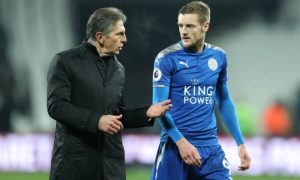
[181,27,188,35]
[122,34,127,43]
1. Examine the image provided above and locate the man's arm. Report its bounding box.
[47,54,122,134]
[216,82,251,171]
[118,92,172,129]
[153,86,201,167]
[153,86,183,141]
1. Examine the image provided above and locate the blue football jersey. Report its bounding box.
[153,42,228,146]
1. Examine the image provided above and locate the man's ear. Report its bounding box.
[203,22,210,32]
[95,32,105,46]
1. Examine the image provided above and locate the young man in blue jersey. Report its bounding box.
[151,1,251,179]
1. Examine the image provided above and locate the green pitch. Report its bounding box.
[0,166,299,180]
[126,166,300,180]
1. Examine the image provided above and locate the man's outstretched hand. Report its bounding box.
[147,99,172,118]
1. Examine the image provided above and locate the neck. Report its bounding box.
[87,39,110,57]
[196,37,205,53]
[187,41,205,53]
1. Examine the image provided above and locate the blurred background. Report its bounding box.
[0,0,300,179]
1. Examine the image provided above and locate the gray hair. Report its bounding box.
[86,7,127,40]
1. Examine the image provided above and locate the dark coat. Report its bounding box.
[47,42,152,180]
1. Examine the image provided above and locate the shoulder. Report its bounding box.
[50,44,89,69]
[48,45,85,75]
[54,44,82,61]
[205,43,226,56]
[157,42,182,59]
[205,43,228,69]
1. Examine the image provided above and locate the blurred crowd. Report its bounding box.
[217,89,300,137]
[0,26,31,133]
[1,0,300,138]
[1,36,300,137]
[1,19,300,136]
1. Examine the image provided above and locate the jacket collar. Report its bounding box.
[82,41,115,61]
[82,41,100,57]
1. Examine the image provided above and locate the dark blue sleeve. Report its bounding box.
[153,86,183,142]
[216,82,244,145]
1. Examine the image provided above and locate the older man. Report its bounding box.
[47,7,171,180]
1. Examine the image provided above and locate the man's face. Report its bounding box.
[177,13,209,51]
[101,20,127,55]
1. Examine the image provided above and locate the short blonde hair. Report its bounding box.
[179,1,210,24]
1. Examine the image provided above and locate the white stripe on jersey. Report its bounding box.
[155,143,166,180]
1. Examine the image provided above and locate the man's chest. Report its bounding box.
[171,56,222,87]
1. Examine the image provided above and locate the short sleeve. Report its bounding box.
[152,55,173,86]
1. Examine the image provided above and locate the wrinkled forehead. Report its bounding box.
[109,20,126,33]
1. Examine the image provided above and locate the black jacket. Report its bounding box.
[47,42,152,180]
